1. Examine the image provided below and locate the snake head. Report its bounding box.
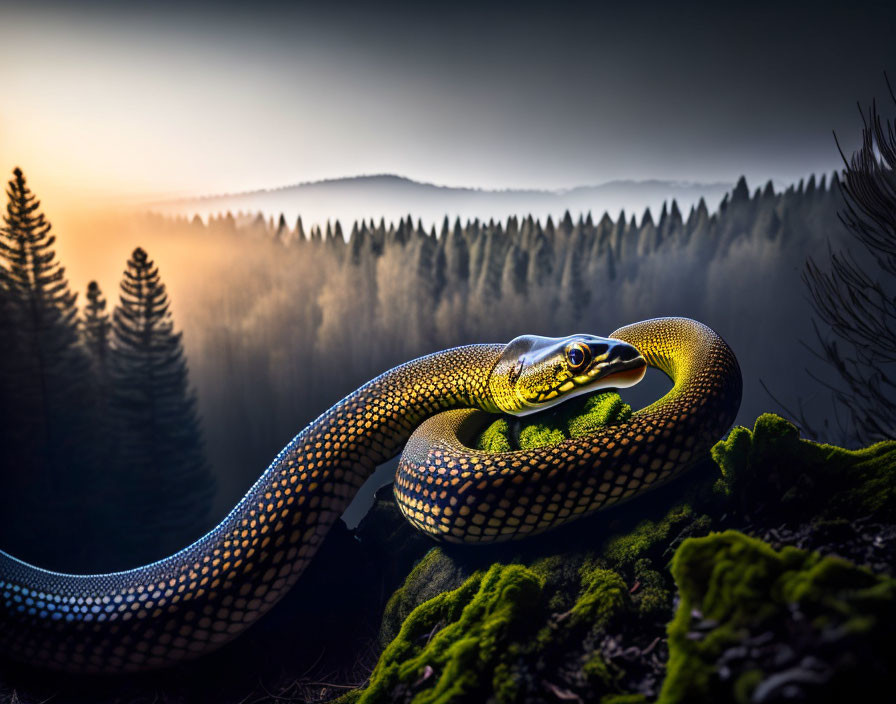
[488,334,646,415]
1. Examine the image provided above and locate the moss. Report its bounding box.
[491,661,520,703]
[359,563,544,703]
[358,547,638,702]
[567,391,633,437]
[476,417,513,453]
[711,413,896,520]
[659,530,896,703]
[601,695,649,704]
[582,650,616,686]
[602,504,704,569]
[531,556,631,656]
[361,415,896,703]
[569,560,631,629]
[475,390,633,452]
[631,558,672,618]
[527,553,583,613]
[518,422,568,450]
[379,548,473,646]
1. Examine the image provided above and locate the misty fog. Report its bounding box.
[102,175,849,528]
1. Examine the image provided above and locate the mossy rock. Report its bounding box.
[712,413,896,520]
[351,499,714,703]
[661,530,896,703]
[349,415,896,704]
[379,548,476,646]
[353,549,641,703]
[356,563,546,703]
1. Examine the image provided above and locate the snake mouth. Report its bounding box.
[529,354,646,405]
[598,356,647,387]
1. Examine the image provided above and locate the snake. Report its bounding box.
[0,317,741,673]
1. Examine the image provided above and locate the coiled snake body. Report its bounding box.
[0,317,740,672]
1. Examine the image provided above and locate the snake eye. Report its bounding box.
[565,342,590,372]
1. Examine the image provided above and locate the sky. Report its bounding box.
[0,0,894,211]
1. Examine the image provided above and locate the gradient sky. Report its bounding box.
[1,0,894,210]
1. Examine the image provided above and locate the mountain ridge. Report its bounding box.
[150,174,740,228]
[158,173,735,204]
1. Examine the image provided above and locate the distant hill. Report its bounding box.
[150,174,734,228]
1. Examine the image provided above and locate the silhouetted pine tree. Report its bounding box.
[0,251,18,515]
[0,167,94,566]
[0,167,89,489]
[82,281,113,449]
[445,218,470,285]
[110,247,214,562]
[83,281,111,382]
[559,235,589,325]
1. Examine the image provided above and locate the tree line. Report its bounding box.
[133,172,850,527]
[0,163,862,555]
[0,168,213,571]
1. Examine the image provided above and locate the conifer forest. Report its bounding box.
[1,3,895,701]
[0,161,871,566]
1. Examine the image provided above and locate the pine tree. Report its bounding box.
[83,281,111,379]
[500,243,529,299]
[0,167,94,566]
[275,213,289,245]
[526,225,554,289]
[443,217,470,286]
[109,247,214,562]
[0,251,19,530]
[82,280,113,436]
[636,208,658,256]
[0,167,88,488]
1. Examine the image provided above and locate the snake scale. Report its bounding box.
[0,317,741,672]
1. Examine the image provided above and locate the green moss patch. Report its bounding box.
[712,413,896,520]
[365,563,542,704]
[476,418,513,453]
[661,530,896,703]
[475,391,633,451]
[603,504,705,569]
[349,546,645,704]
[354,558,633,704]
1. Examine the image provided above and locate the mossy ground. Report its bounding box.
[345,548,647,704]
[662,530,896,703]
[343,413,896,704]
[712,413,896,521]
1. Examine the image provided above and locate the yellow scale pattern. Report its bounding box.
[395,318,742,542]
[0,318,740,673]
